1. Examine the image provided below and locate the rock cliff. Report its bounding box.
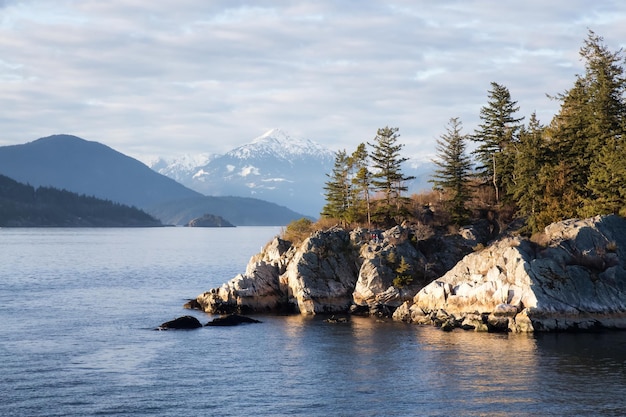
[393,215,626,332]
[191,225,481,316]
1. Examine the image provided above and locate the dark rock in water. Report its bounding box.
[205,314,262,326]
[158,315,203,330]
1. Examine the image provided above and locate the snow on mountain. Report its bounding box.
[150,128,435,217]
[150,129,335,217]
[228,128,336,161]
[150,153,214,183]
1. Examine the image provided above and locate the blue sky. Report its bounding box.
[1,1,625,163]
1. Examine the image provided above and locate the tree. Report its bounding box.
[472,82,524,205]
[544,30,626,219]
[430,117,473,224]
[350,143,372,228]
[369,126,415,222]
[321,149,352,224]
[511,112,548,232]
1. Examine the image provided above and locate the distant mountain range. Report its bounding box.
[0,135,309,226]
[150,128,435,217]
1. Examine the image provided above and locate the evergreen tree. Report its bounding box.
[321,149,352,223]
[430,117,473,224]
[512,112,547,232]
[472,82,524,204]
[369,126,415,222]
[544,30,626,219]
[584,136,626,217]
[351,143,372,228]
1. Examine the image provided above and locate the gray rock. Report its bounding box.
[394,215,626,332]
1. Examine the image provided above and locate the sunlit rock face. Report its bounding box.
[394,215,626,332]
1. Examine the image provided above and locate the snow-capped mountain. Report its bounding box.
[151,129,336,217]
[149,153,214,184]
[150,128,435,218]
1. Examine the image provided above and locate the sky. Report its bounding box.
[1,1,625,164]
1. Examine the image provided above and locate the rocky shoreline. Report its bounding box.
[186,215,626,332]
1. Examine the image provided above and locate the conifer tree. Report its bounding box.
[321,149,352,224]
[544,30,626,219]
[511,113,547,232]
[369,126,415,222]
[472,82,524,205]
[430,117,472,224]
[351,143,372,228]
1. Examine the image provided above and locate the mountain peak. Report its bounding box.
[252,128,292,144]
[230,129,334,161]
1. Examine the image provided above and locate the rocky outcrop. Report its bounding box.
[191,223,483,316]
[157,315,203,330]
[195,228,361,315]
[393,215,626,332]
[186,213,234,227]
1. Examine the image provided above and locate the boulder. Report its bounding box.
[394,215,626,332]
[352,231,422,310]
[194,229,360,315]
[205,314,262,326]
[194,237,294,314]
[279,228,360,314]
[157,315,203,330]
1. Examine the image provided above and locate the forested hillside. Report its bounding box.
[0,175,161,227]
[320,31,626,234]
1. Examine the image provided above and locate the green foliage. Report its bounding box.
[320,31,626,234]
[350,143,372,227]
[531,30,626,229]
[282,217,314,244]
[511,113,548,232]
[321,149,352,224]
[369,126,415,222]
[472,82,524,204]
[430,117,473,224]
[321,129,414,227]
[393,256,413,288]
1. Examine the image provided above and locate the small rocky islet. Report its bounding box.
[185,214,626,332]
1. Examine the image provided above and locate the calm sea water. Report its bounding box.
[2,227,626,417]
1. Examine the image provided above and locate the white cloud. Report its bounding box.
[0,1,624,162]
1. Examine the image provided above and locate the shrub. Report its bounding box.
[281,218,314,244]
[393,256,414,288]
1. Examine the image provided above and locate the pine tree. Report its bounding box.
[512,113,547,232]
[351,143,372,228]
[321,149,352,224]
[393,256,413,288]
[369,126,415,222]
[544,30,626,219]
[430,117,472,224]
[472,82,524,205]
[584,137,626,217]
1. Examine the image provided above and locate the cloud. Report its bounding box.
[0,1,625,162]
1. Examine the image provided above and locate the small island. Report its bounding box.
[185,32,626,333]
[185,213,235,228]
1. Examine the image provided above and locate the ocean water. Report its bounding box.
[1,227,626,417]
